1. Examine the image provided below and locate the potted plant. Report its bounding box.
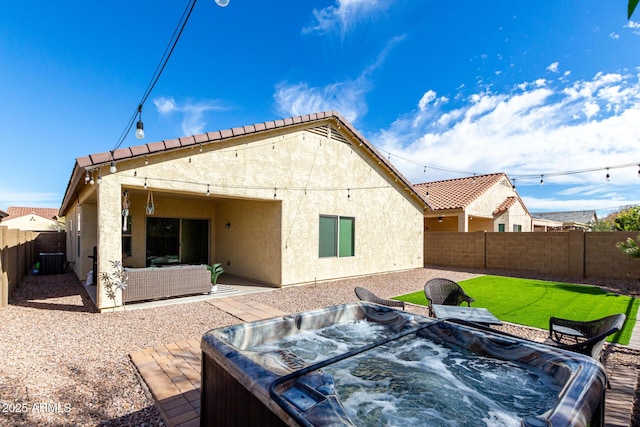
[207,263,224,293]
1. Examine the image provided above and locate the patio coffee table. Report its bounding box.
[431,304,502,325]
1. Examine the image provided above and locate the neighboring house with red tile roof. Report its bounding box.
[2,206,62,231]
[59,111,429,311]
[414,173,532,232]
[0,209,7,222]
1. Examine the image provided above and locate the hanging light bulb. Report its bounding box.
[637,165,640,178]
[215,0,230,6]
[84,170,90,184]
[144,178,148,189]
[605,168,610,181]
[135,105,145,139]
[110,160,117,174]
[97,174,102,185]
[89,171,95,185]
[540,175,544,185]
[513,179,516,190]
[206,184,210,196]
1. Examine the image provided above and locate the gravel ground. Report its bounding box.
[0,267,638,426]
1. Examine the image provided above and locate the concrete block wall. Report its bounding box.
[424,232,482,269]
[586,232,640,280]
[425,231,640,280]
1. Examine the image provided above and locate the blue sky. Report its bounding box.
[1,1,639,217]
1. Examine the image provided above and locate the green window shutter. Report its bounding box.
[498,224,505,232]
[339,217,355,257]
[319,216,337,257]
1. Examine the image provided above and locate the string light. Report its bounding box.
[206,184,210,196]
[135,105,144,139]
[540,174,544,185]
[606,168,610,182]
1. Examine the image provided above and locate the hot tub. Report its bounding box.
[200,302,606,427]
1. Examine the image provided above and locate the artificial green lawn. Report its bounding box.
[394,275,638,345]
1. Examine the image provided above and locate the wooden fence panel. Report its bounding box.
[0,227,65,308]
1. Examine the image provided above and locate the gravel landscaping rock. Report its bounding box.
[0,267,638,426]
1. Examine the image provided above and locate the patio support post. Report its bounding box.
[96,179,124,309]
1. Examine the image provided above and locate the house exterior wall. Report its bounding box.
[467,178,531,232]
[215,199,282,284]
[1,215,60,231]
[425,216,459,232]
[80,123,424,309]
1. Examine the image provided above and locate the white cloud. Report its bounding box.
[546,62,559,73]
[303,0,395,36]
[418,90,437,111]
[274,80,368,123]
[274,36,404,123]
[624,20,640,35]
[372,71,640,209]
[154,97,178,114]
[153,97,225,135]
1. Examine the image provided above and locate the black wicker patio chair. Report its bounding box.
[354,287,405,310]
[423,278,475,317]
[543,313,626,360]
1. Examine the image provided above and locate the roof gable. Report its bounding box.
[6,206,59,219]
[414,173,508,210]
[61,111,430,213]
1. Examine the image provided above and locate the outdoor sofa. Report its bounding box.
[122,264,211,303]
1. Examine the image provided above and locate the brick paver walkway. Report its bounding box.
[129,296,287,427]
[130,296,638,427]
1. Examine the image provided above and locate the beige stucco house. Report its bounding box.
[59,111,428,310]
[414,173,532,232]
[2,207,62,231]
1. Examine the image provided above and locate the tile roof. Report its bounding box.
[61,111,430,213]
[6,206,59,219]
[493,196,517,215]
[414,173,507,210]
